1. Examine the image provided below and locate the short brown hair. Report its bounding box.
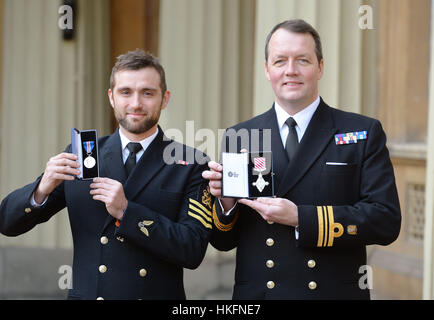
[110,49,167,94]
[265,19,323,64]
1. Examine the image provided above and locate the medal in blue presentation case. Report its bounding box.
[71,128,99,180]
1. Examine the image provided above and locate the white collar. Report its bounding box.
[118,127,159,153]
[274,96,320,137]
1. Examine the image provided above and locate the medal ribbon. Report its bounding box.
[83,141,95,154]
[253,157,266,172]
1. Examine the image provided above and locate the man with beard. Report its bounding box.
[0,50,213,300]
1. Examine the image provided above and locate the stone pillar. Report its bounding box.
[158,0,255,160]
[423,0,434,300]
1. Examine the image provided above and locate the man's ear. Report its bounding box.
[108,88,114,108]
[264,61,271,81]
[161,90,171,110]
[318,59,324,80]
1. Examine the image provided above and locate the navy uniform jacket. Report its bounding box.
[0,127,213,300]
[211,98,401,299]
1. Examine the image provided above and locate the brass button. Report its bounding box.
[96,297,104,300]
[98,265,107,273]
[266,238,274,247]
[24,207,32,214]
[308,281,317,290]
[267,281,275,289]
[307,259,316,268]
[266,260,275,268]
[100,236,108,245]
[139,268,147,277]
[267,221,274,225]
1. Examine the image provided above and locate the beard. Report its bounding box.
[113,102,162,135]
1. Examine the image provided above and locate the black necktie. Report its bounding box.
[125,142,143,176]
[285,117,299,162]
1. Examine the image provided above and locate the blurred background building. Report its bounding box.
[1,0,434,300]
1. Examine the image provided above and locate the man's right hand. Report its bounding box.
[34,153,80,204]
[202,160,236,212]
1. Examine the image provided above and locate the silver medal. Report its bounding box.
[84,156,96,169]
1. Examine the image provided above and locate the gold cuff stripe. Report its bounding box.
[317,206,324,247]
[189,204,212,222]
[189,198,212,217]
[212,202,238,232]
[317,206,343,247]
[323,206,329,247]
[327,206,343,247]
[188,212,212,229]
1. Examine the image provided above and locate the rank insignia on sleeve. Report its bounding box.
[188,198,212,229]
[202,187,212,210]
[335,131,367,145]
[316,206,343,247]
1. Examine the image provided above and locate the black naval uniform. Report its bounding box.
[0,127,213,300]
[211,98,401,299]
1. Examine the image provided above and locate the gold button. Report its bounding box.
[139,268,147,277]
[96,297,104,300]
[100,236,108,245]
[308,281,317,290]
[24,207,32,213]
[266,238,274,247]
[98,265,107,273]
[267,220,274,225]
[307,260,316,268]
[266,260,274,268]
[267,281,275,289]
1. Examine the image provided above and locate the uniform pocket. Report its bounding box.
[323,162,357,174]
[320,163,359,204]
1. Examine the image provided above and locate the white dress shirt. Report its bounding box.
[118,127,159,164]
[274,95,320,146]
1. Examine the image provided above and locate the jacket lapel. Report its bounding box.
[123,126,168,201]
[258,106,290,189]
[98,129,127,184]
[99,127,168,233]
[276,99,338,197]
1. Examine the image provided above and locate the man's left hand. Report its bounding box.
[237,197,298,226]
[90,177,127,220]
